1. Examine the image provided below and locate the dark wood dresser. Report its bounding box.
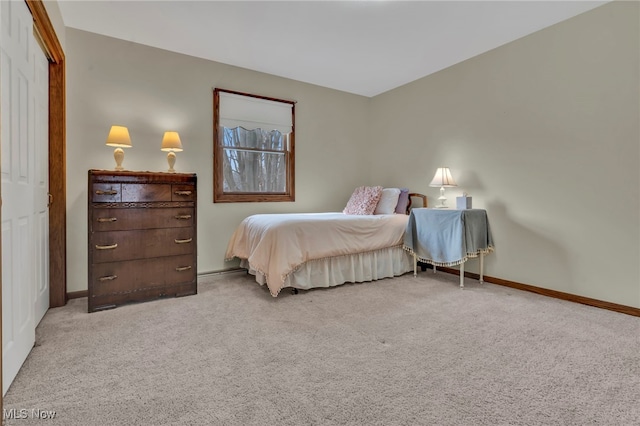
[88,170,197,312]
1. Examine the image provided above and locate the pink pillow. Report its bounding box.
[343,186,383,215]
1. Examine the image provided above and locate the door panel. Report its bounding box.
[33,35,49,325]
[1,0,49,395]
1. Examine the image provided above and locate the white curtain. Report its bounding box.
[221,127,287,192]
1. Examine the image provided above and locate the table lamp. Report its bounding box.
[105,125,132,171]
[429,167,457,208]
[161,131,183,173]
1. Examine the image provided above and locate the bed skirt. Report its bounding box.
[241,245,413,292]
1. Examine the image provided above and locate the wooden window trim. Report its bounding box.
[213,88,295,203]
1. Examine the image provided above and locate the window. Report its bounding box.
[213,88,295,202]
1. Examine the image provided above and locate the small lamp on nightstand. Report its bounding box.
[161,131,183,173]
[105,125,132,171]
[429,167,457,208]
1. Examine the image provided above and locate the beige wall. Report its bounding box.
[370,1,639,307]
[65,28,371,293]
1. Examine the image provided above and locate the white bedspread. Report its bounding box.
[225,213,409,296]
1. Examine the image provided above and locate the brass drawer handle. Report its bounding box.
[174,214,192,220]
[97,217,118,223]
[175,266,192,272]
[174,190,192,196]
[98,275,118,282]
[95,243,118,250]
[95,189,117,195]
[174,238,192,244]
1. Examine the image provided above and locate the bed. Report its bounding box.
[225,188,427,296]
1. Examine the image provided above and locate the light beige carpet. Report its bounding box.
[4,271,639,425]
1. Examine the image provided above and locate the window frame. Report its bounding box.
[213,88,295,203]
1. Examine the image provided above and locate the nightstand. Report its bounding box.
[403,208,494,288]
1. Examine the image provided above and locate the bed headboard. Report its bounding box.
[406,193,427,214]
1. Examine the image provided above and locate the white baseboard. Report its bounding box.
[197,268,246,282]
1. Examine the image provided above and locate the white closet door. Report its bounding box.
[1,0,50,395]
[33,33,49,326]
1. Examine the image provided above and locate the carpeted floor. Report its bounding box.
[3,271,640,426]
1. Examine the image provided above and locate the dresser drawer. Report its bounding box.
[90,282,196,312]
[90,254,195,297]
[91,207,195,232]
[122,183,172,202]
[91,183,122,202]
[91,228,194,263]
[172,184,196,202]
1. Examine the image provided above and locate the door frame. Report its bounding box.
[0,0,65,410]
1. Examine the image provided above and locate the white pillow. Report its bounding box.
[374,188,401,215]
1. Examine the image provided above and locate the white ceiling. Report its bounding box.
[57,1,608,97]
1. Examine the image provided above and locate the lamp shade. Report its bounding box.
[429,167,457,187]
[105,125,132,148]
[161,131,183,152]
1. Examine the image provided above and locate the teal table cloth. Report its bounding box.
[403,209,494,266]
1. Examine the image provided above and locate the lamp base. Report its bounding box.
[166,151,177,173]
[113,147,125,171]
[435,187,448,208]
